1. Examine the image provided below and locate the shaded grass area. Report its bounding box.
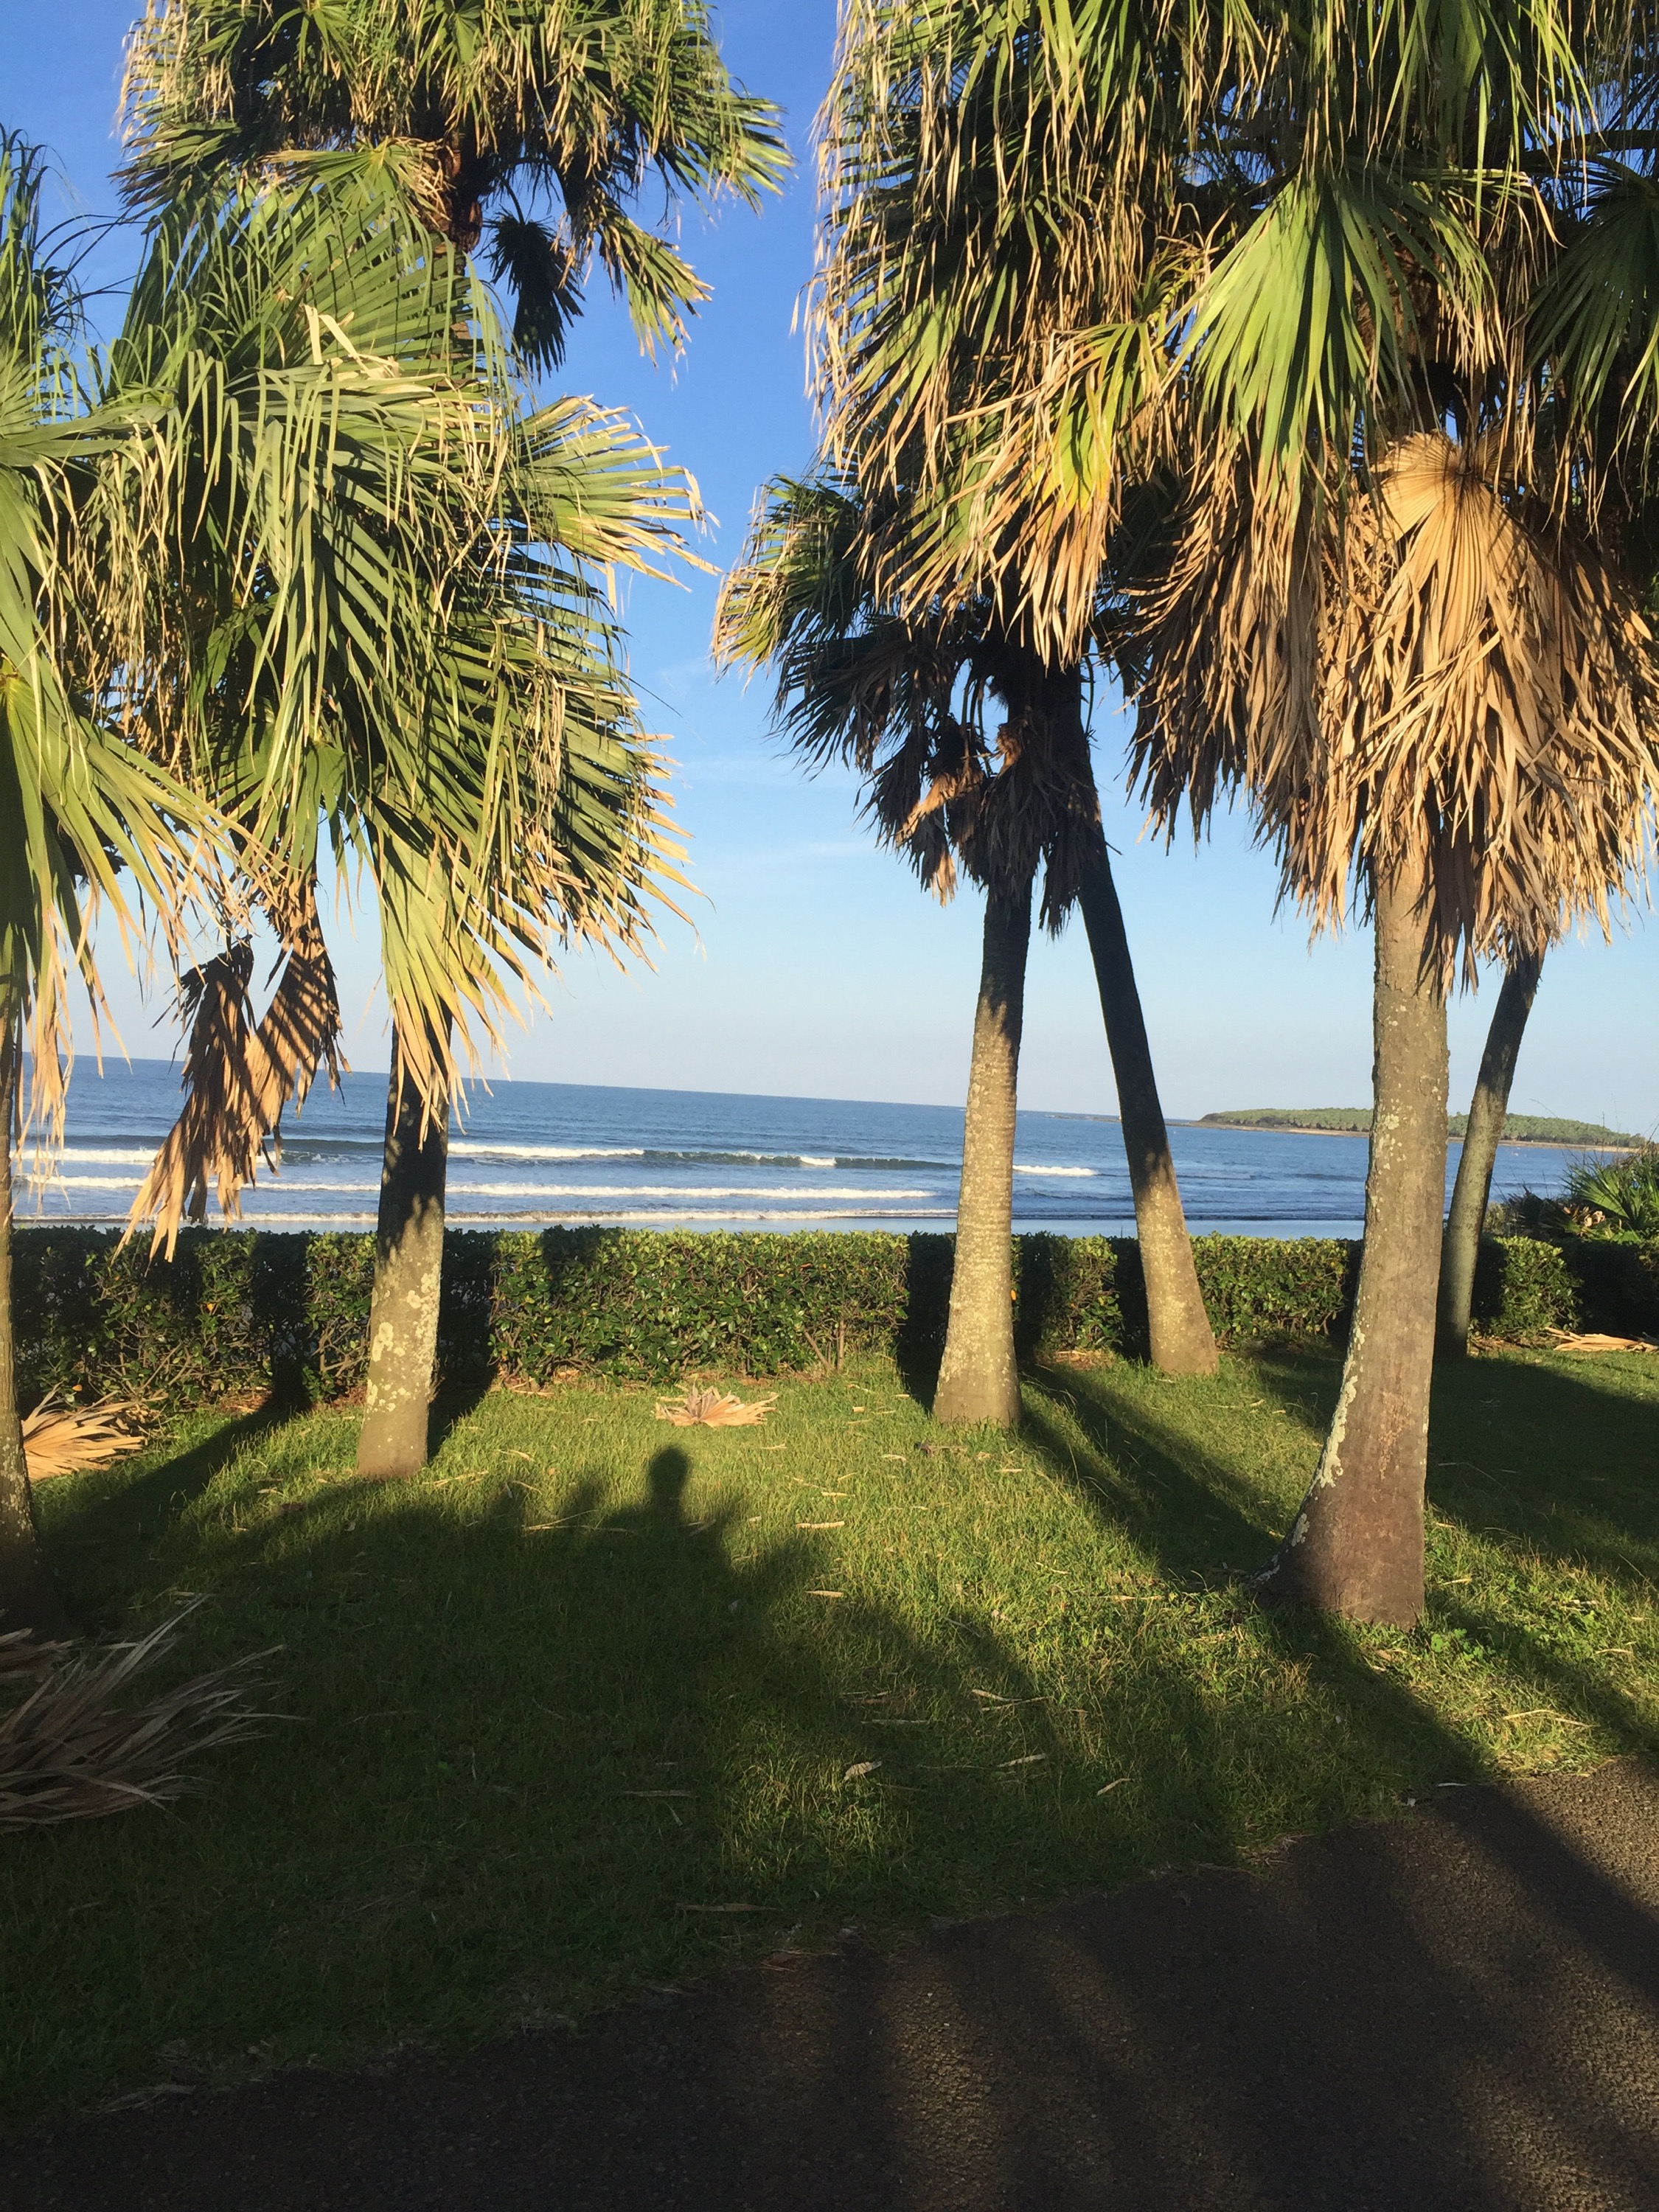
[4,1346,1658,2124]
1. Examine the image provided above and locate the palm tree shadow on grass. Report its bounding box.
[37,1393,313,1630]
[1021,1346,1659,1781]
[1020,1363,1283,1586]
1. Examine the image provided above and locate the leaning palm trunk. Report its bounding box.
[1436,952,1543,1360]
[0,1010,66,1638]
[356,1020,451,1479]
[934,877,1033,1427]
[1256,872,1449,1625]
[1077,853,1217,1377]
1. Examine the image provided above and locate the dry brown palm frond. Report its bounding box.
[0,1611,267,1832]
[21,1397,145,1483]
[1548,1329,1658,1353]
[0,1627,63,1685]
[1133,428,1659,970]
[1355,434,1659,961]
[128,881,345,1257]
[653,1388,776,1428]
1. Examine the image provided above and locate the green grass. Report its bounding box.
[5,1345,1659,2123]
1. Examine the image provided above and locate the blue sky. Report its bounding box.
[10,0,1658,1130]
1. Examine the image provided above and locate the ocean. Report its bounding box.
[12,1060,1588,1241]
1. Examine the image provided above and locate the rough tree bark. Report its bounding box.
[356,1022,451,1479]
[1255,869,1449,1625]
[0,1012,67,1637]
[1077,852,1218,1377]
[1436,951,1543,1360]
[933,877,1033,1428]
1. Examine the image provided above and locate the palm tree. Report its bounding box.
[0,137,207,1635]
[1436,950,1545,1358]
[718,470,1209,1425]
[1135,431,1658,1619]
[122,0,786,369]
[818,1,1659,1622]
[811,10,1220,1393]
[121,2,781,1475]
[1438,125,1659,1356]
[717,475,1071,1425]
[116,175,692,1478]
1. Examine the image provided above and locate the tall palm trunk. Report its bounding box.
[0,1009,66,1637]
[934,877,1033,1427]
[1436,951,1543,1360]
[1077,852,1217,1376]
[356,1020,451,1478]
[1256,869,1448,1625]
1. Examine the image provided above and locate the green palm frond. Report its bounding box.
[1178,163,1495,481]
[122,0,787,362]
[1532,161,1659,451]
[114,164,697,1242]
[0,132,210,1137]
[815,0,1604,658]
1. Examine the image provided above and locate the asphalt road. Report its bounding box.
[10,1761,1659,2211]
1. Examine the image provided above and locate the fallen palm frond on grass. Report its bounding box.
[0,1611,268,1832]
[22,1398,146,1483]
[1548,1332,1659,1355]
[654,1387,776,1428]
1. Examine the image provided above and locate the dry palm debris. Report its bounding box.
[21,1397,145,1483]
[1548,1331,1658,1354]
[0,1610,268,1832]
[653,1388,776,1428]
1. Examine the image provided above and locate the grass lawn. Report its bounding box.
[4,1343,1658,2123]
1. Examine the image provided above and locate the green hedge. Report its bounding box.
[11,1225,1653,1411]
[1471,1236,1579,1340]
[1561,1237,1659,1340]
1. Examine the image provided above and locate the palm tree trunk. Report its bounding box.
[0,1009,66,1638]
[356,1023,450,1479]
[1436,951,1543,1360]
[1077,852,1217,1377]
[934,877,1032,1427]
[1256,869,1448,1626]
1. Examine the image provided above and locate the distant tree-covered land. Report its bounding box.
[1200,1109,1644,1147]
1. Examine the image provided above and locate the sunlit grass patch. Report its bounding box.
[4,1343,1655,2121]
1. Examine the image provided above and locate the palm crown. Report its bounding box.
[816,0,1659,968]
[109,170,693,1248]
[123,0,788,368]
[718,467,1105,928]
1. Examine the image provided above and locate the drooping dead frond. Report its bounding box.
[0,1610,266,1832]
[1358,434,1659,960]
[127,884,344,1256]
[1133,429,1659,969]
[21,1398,145,1483]
[653,1388,776,1428]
